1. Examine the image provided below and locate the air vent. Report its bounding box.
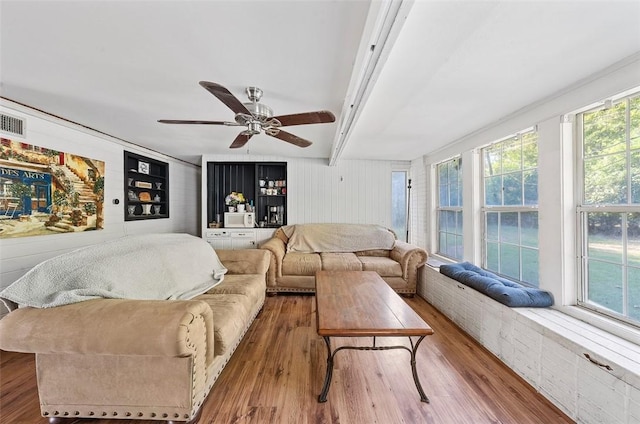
[0,113,26,137]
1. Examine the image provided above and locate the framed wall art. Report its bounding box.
[0,138,105,239]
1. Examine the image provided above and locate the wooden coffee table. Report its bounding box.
[315,270,434,403]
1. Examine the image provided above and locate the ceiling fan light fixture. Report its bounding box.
[246,121,261,135]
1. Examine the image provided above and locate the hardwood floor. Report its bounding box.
[0,295,573,424]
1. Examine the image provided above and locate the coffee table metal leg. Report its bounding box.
[318,336,333,402]
[318,335,429,403]
[410,335,429,403]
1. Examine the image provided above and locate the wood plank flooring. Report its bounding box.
[0,295,574,424]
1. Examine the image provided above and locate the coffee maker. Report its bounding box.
[268,205,284,226]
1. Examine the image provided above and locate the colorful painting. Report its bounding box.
[0,138,105,238]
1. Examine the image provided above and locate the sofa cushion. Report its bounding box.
[439,262,553,308]
[197,293,252,356]
[206,274,265,307]
[282,252,322,276]
[320,252,363,271]
[216,249,270,275]
[358,256,403,277]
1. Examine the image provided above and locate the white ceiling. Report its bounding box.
[1,1,639,165]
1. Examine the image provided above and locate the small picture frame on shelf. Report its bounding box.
[138,161,150,174]
[135,181,152,189]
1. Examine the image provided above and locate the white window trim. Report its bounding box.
[435,156,463,260]
[480,130,539,286]
[573,91,640,330]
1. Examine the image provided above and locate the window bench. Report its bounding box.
[420,265,640,424]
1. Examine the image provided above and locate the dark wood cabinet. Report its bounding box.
[256,163,287,227]
[124,151,169,221]
[206,161,286,228]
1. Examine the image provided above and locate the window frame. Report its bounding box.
[436,156,464,260]
[576,92,640,328]
[480,129,540,287]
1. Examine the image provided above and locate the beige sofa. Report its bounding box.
[0,234,269,423]
[260,223,428,295]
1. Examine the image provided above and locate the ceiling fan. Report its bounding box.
[158,81,336,149]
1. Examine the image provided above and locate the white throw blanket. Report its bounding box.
[282,223,396,253]
[0,233,227,311]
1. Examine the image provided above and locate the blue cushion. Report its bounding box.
[439,262,553,308]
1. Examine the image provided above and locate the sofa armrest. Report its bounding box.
[0,298,214,364]
[391,241,428,279]
[217,248,270,275]
[259,237,286,287]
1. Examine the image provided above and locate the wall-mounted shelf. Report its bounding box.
[124,151,169,221]
[205,161,286,228]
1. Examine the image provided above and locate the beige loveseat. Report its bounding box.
[260,223,428,295]
[0,234,269,423]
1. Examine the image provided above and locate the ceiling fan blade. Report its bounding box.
[230,133,253,149]
[272,110,335,127]
[268,129,312,148]
[199,81,251,115]
[158,119,238,125]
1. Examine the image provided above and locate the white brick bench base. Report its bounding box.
[419,265,640,424]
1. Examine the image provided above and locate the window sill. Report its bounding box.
[425,254,456,268]
[553,304,640,350]
[516,306,640,387]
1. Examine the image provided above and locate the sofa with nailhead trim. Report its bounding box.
[0,235,269,424]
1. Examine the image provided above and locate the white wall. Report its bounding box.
[410,157,426,246]
[0,100,200,314]
[201,154,410,230]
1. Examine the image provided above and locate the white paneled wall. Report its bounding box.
[410,157,427,247]
[0,100,200,315]
[201,154,410,229]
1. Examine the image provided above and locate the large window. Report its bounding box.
[482,130,539,286]
[578,93,640,326]
[437,157,463,260]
